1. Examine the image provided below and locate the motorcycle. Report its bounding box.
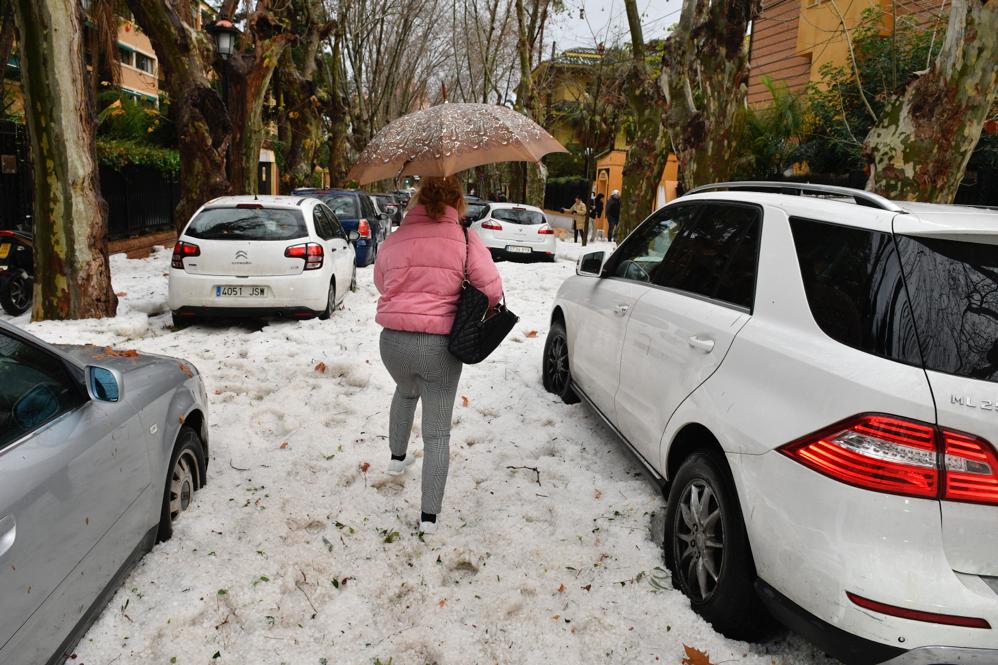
[0,230,33,315]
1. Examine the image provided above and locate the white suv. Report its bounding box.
[543,182,998,664]
[169,196,357,326]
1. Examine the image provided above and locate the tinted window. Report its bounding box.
[322,194,359,219]
[895,236,998,383]
[654,203,761,309]
[608,205,697,283]
[186,208,307,241]
[321,205,346,239]
[313,207,332,240]
[491,208,544,225]
[0,332,84,449]
[790,218,922,365]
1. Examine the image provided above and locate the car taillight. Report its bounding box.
[538,226,554,235]
[482,221,502,231]
[943,430,998,504]
[171,241,200,269]
[285,242,324,270]
[358,219,371,239]
[781,414,998,505]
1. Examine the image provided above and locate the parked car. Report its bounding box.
[169,196,358,326]
[0,320,209,665]
[543,182,998,665]
[0,230,33,315]
[293,188,389,266]
[392,189,412,209]
[371,192,402,227]
[467,202,556,261]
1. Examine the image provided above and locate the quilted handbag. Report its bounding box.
[448,228,519,364]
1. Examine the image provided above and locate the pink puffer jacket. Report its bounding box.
[374,204,503,335]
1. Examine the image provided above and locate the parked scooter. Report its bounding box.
[0,230,33,315]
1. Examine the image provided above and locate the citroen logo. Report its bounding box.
[234,250,248,259]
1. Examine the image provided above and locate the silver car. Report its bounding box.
[0,320,209,665]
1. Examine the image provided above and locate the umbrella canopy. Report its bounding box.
[348,103,567,185]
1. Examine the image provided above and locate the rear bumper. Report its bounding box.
[172,305,321,319]
[168,268,329,312]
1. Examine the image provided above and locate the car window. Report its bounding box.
[359,194,375,219]
[320,205,346,239]
[312,207,333,240]
[321,194,359,219]
[654,203,761,309]
[0,332,85,450]
[608,205,698,283]
[491,207,544,225]
[895,235,998,383]
[790,218,922,365]
[465,203,489,221]
[186,208,307,241]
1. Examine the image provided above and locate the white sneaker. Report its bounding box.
[387,456,415,476]
[418,520,437,535]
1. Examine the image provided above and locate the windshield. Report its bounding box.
[896,235,998,383]
[492,207,544,225]
[185,208,307,241]
[321,194,359,219]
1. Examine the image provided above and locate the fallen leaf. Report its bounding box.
[213,389,222,395]
[461,395,470,407]
[115,291,127,297]
[178,363,194,378]
[594,489,603,500]
[438,598,446,608]
[524,330,538,338]
[178,415,185,425]
[359,462,370,473]
[557,583,566,593]
[581,584,591,592]
[314,362,327,373]
[104,346,139,358]
[681,645,715,665]
[551,614,560,620]
[279,442,289,450]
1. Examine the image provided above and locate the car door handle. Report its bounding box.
[613,304,630,316]
[688,335,715,353]
[0,515,15,559]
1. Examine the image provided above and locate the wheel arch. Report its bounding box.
[665,422,727,483]
[550,305,566,328]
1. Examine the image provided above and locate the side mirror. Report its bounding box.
[347,230,360,242]
[86,365,123,403]
[577,251,606,277]
[13,384,60,428]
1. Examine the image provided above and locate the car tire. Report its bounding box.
[0,269,32,315]
[171,312,198,329]
[319,279,336,320]
[157,425,206,543]
[542,320,580,404]
[664,450,772,640]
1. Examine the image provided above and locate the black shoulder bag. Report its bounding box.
[448,228,519,364]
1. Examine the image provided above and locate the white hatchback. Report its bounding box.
[168,196,357,326]
[544,182,998,664]
[466,202,556,261]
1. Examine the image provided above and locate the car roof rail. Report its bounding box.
[685,181,907,213]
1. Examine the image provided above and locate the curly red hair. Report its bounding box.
[413,176,466,220]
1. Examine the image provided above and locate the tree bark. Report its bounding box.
[864,0,998,202]
[13,0,116,320]
[324,20,351,186]
[512,0,548,207]
[659,0,759,192]
[127,0,231,231]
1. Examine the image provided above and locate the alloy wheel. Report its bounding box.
[169,449,200,523]
[673,479,724,601]
[8,275,29,311]
[545,334,570,393]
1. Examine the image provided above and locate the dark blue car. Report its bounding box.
[292,188,388,266]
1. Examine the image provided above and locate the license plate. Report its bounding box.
[506,245,531,254]
[0,243,9,259]
[215,286,266,297]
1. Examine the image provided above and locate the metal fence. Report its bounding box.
[0,121,33,232]
[99,165,179,239]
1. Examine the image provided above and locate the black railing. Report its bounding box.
[99,165,179,240]
[0,121,33,233]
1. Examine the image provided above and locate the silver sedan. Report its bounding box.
[0,320,209,665]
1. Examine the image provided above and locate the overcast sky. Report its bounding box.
[546,0,682,52]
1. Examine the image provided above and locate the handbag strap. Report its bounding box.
[461,225,507,306]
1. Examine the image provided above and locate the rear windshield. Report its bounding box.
[185,208,307,241]
[322,194,359,218]
[895,236,998,383]
[492,208,544,225]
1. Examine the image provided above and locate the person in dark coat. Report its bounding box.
[591,193,605,241]
[605,189,621,242]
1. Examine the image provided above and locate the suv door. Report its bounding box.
[613,202,761,463]
[569,205,698,415]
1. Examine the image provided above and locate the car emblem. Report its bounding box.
[232,249,251,265]
[951,395,997,412]
[234,250,248,259]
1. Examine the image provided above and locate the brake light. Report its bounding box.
[538,226,554,235]
[171,241,200,269]
[482,221,502,231]
[847,592,991,629]
[943,430,998,505]
[236,203,263,209]
[358,219,371,239]
[285,242,324,270]
[781,414,998,505]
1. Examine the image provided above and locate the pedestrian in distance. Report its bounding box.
[591,192,605,242]
[374,175,503,535]
[562,196,588,243]
[605,189,621,243]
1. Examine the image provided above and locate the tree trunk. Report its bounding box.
[660,0,759,192]
[864,0,998,202]
[13,0,116,320]
[127,0,231,231]
[511,0,547,207]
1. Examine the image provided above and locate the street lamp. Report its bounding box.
[208,17,239,60]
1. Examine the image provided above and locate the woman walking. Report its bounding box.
[374,176,503,534]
